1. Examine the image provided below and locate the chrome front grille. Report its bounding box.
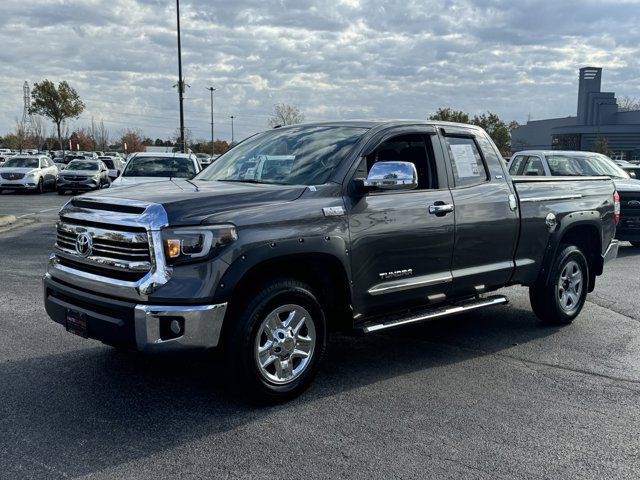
[1,172,25,180]
[48,196,170,301]
[55,221,152,281]
[62,175,88,181]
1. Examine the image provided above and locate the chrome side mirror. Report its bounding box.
[363,161,418,190]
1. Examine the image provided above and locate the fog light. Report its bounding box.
[170,319,182,335]
[159,317,184,340]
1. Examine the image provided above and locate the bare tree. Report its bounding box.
[14,118,31,152]
[89,117,99,151]
[31,115,45,150]
[96,119,110,151]
[268,103,305,128]
[618,96,640,112]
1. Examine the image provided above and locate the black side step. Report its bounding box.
[356,295,509,334]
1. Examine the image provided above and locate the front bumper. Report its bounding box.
[44,274,227,352]
[0,179,38,189]
[57,178,100,191]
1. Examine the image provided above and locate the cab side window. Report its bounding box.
[365,134,437,190]
[509,155,526,175]
[443,136,488,187]
[522,156,545,176]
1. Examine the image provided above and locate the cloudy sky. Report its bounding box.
[2,0,640,143]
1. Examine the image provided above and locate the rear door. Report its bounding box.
[438,127,519,297]
[347,128,455,317]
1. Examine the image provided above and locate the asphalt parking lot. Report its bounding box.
[1,192,639,479]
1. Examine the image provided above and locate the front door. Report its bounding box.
[347,131,455,318]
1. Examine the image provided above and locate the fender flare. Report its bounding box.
[537,210,603,288]
[212,235,352,304]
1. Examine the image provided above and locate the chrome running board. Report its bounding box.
[358,295,508,334]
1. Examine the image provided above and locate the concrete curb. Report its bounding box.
[0,215,17,227]
[0,216,36,234]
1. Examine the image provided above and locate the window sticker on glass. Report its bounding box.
[450,144,480,177]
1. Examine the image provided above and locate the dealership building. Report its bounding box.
[511,67,640,160]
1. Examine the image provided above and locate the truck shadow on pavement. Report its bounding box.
[615,243,640,259]
[1,302,559,478]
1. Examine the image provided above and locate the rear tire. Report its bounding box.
[529,244,589,325]
[57,189,65,195]
[223,278,326,403]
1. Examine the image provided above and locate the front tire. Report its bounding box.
[530,244,589,325]
[224,279,326,403]
[36,178,44,194]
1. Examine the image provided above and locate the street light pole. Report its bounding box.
[175,0,185,153]
[206,86,216,156]
[230,115,235,144]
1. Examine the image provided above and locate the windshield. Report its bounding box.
[100,159,115,169]
[67,160,99,171]
[547,154,630,178]
[122,156,197,178]
[3,157,39,168]
[196,126,368,185]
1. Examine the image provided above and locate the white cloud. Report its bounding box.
[2,0,640,142]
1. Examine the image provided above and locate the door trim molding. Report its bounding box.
[368,272,452,296]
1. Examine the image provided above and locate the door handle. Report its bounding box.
[428,203,454,215]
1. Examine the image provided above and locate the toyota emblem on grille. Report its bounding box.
[628,200,640,208]
[75,232,93,257]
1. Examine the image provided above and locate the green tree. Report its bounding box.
[591,136,613,156]
[29,80,85,153]
[471,112,518,154]
[430,108,518,154]
[428,108,470,124]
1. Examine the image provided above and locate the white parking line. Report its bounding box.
[17,208,58,219]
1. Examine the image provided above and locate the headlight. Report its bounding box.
[25,171,36,177]
[162,225,237,265]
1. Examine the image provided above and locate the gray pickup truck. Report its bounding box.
[43,121,619,402]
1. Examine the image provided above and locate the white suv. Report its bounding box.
[0,155,58,193]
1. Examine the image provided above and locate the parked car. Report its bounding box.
[110,152,201,188]
[613,159,640,179]
[43,121,619,402]
[509,150,640,246]
[98,156,125,180]
[196,153,213,167]
[104,151,123,159]
[56,159,111,195]
[0,155,58,193]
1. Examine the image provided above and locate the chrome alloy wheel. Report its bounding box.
[254,304,316,385]
[557,260,584,313]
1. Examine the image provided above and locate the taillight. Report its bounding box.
[614,191,620,225]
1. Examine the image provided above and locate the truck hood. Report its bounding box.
[612,177,640,193]
[60,169,99,176]
[0,167,38,175]
[83,179,307,225]
[111,176,174,187]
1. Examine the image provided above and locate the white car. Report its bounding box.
[0,155,58,193]
[110,152,201,188]
[98,156,125,180]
